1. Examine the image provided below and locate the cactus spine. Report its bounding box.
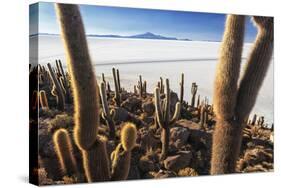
[111,123,137,180]
[154,79,181,160]
[39,90,49,110]
[55,3,110,182]
[100,81,115,140]
[211,15,273,174]
[53,129,78,176]
[47,63,65,111]
[190,82,198,107]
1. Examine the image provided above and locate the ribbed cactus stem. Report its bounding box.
[251,114,257,125]
[179,73,184,104]
[53,129,78,176]
[111,123,137,180]
[39,90,49,110]
[138,75,143,98]
[117,69,121,92]
[47,63,65,111]
[211,15,246,175]
[58,59,71,103]
[100,82,115,140]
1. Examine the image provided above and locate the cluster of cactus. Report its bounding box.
[190,82,198,107]
[47,63,65,111]
[53,3,137,182]
[112,68,121,106]
[154,78,181,160]
[211,15,273,174]
[137,75,147,98]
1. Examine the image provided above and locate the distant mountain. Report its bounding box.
[129,32,178,40]
[31,32,192,41]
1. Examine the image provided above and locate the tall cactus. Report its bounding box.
[53,129,78,176]
[211,15,273,174]
[100,81,115,140]
[55,3,110,182]
[154,79,181,160]
[111,123,137,180]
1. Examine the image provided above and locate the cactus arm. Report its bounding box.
[154,87,164,126]
[112,68,121,106]
[170,102,181,125]
[213,15,245,120]
[235,16,273,122]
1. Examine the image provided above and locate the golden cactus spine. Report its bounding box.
[111,123,137,180]
[53,129,78,176]
[55,3,110,182]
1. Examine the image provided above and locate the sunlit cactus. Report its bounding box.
[39,90,49,110]
[53,129,78,176]
[111,123,137,180]
[190,82,198,107]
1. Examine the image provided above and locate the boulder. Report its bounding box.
[164,151,192,172]
[170,127,190,148]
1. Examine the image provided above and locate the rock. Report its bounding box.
[138,127,160,150]
[127,164,141,180]
[113,107,129,122]
[170,127,190,148]
[142,99,155,116]
[121,96,142,112]
[139,158,156,172]
[175,119,211,149]
[164,151,192,172]
[154,170,177,178]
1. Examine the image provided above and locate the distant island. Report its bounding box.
[30,32,192,41]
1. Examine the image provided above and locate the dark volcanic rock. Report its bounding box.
[164,151,192,172]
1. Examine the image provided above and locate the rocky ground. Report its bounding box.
[31,88,274,185]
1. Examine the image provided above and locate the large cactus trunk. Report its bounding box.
[211,15,273,174]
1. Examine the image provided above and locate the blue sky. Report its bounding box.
[30,2,258,42]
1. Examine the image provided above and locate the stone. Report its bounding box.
[164,151,192,172]
[121,96,142,112]
[170,127,190,148]
[142,99,155,116]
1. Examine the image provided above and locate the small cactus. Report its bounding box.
[111,123,137,180]
[137,75,147,98]
[39,90,49,110]
[53,129,78,176]
[251,114,257,125]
